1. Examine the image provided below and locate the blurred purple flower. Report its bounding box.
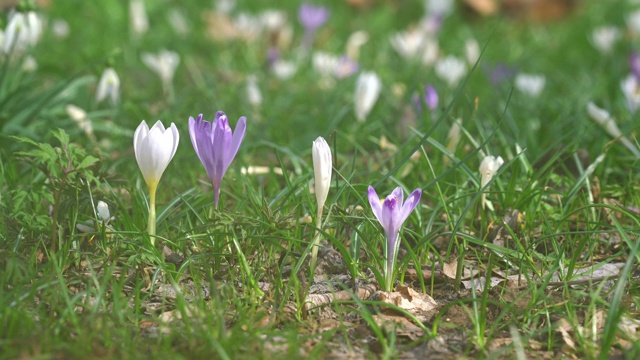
[630,52,640,81]
[424,85,439,111]
[484,63,516,85]
[298,3,329,53]
[335,56,359,78]
[298,3,329,32]
[367,186,421,292]
[189,112,247,209]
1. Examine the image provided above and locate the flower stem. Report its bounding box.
[309,207,323,273]
[147,182,157,245]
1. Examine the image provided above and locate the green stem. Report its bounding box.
[309,207,323,273]
[148,182,157,245]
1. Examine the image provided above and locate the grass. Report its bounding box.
[1,0,640,358]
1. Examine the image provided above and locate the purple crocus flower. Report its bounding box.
[298,3,329,53]
[189,112,247,209]
[424,84,438,111]
[630,52,640,82]
[367,186,422,292]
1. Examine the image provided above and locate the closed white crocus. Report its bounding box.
[134,120,180,241]
[620,75,640,113]
[514,73,545,97]
[96,67,120,105]
[3,12,29,54]
[479,155,504,210]
[97,201,111,223]
[586,102,640,158]
[246,75,262,107]
[390,29,424,60]
[141,50,180,99]
[435,56,467,88]
[354,71,382,122]
[310,136,332,271]
[464,38,481,66]
[129,0,149,38]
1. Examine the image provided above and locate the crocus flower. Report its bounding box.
[586,102,640,158]
[141,50,180,100]
[464,38,480,65]
[3,11,42,55]
[479,155,504,210]
[189,112,247,209]
[309,136,332,271]
[134,120,180,242]
[97,201,111,223]
[96,67,120,105]
[354,71,382,122]
[591,26,620,54]
[435,56,467,88]
[424,84,439,111]
[620,74,640,113]
[246,75,262,107]
[367,186,422,292]
[630,53,640,81]
[514,73,545,97]
[298,3,329,53]
[129,0,149,38]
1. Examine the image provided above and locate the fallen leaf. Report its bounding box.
[373,285,438,323]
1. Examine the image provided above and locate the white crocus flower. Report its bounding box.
[425,0,454,17]
[141,50,180,99]
[586,102,640,158]
[390,29,424,60]
[246,75,262,107]
[129,0,149,37]
[133,120,180,240]
[96,67,120,105]
[310,136,332,271]
[52,19,70,38]
[627,9,640,36]
[346,30,369,60]
[465,38,481,66]
[479,155,504,210]
[514,73,545,97]
[591,26,620,54]
[421,37,440,66]
[435,56,467,88]
[97,201,111,223]
[620,74,640,113]
[312,51,340,77]
[3,12,29,54]
[22,55,37,71]
[66,104,94,139]
[354,71,382,122]
[271,59,297,79]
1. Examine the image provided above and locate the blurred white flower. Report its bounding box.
[167,9,190,35]
[435,56,467,87]
[390,28,424,60]
[627,9,640,36]
[142,50,180,98]
[52,19,70,38]
[479,155,504,210]
[620,74,640,113]
[354,71,382,122]
[591,26,620,54]
[66,104,94,139]
[260,10,288,31]
[215,0,236,14]
[421,37,440,66]
[129,0,149,37]
[586,101,640,158]
[233,13,262,41]
[97,201,111,223]
[246,75,262,107]
[271,59,297,79]
[425,0,454,17]
[96,67,120,105]
[346,30,369,60]
[22,55,37,71]
[446,118,462,154]
[514,73,545,97]
[313,51,340,77]
[3,11,42,54]
[464,38,480,66]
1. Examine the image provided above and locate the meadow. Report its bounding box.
[1,0,640,358]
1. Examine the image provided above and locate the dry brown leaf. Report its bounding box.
[373,285,438,323]
[555,318,576,350]
[465,0,499,15]
[372,314,425,340]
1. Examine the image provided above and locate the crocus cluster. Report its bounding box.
[132,112,246,244]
